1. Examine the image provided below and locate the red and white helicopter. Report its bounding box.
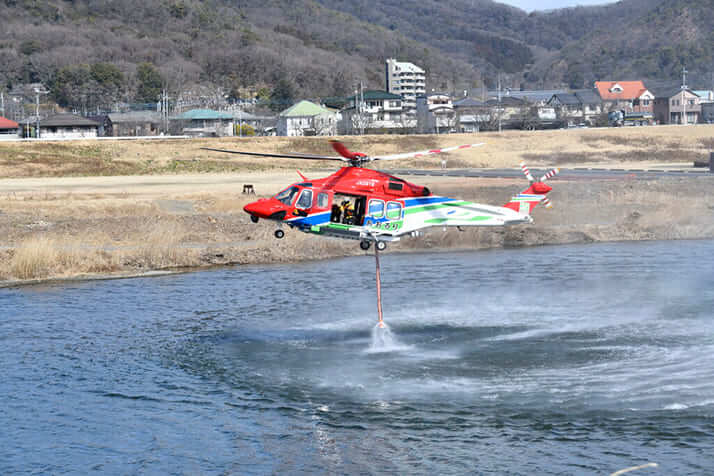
[204,140,559,328]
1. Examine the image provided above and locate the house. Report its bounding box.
[37,114,99,139]
[547,90,602,126]
[484,96,528,130]
[452,97,487,133]
[172,109,234,136]
[339,90,408,134]
[277,100,336,137]
[653,88,701,125]
[385,58,425,115]
[416,93,456,134]
[594,81,654,114]
[0,116,19,139]
[107,111,163,137]
[233,111,276,136]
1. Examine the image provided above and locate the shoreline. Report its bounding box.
[4,234,714,289]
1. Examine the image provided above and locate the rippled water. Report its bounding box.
[2,240,713,474]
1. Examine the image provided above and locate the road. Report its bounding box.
[389,165,714,181]
[1,165,711,200]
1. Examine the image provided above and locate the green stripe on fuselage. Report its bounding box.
[424,216,490,224]
[405,201,468,215]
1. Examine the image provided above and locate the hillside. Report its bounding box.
[532,0,714,88]
[0,0,711,111]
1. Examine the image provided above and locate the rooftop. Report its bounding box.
[0,116,19,129]
[550,93,581,105]
[453,97,485,108]
[279,100,332,117]
[174,109,234,120]
[40,114,100,127]
[595,81,649,101]
[346,90,402,101]
[108,111,162,123]
[386,58,425,74]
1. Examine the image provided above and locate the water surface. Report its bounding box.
[2,240,713,474]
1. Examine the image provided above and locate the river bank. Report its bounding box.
[1,169,713,285]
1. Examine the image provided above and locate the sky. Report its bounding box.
[496,0,615,12]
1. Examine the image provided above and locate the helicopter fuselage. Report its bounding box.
[243,167,532,245]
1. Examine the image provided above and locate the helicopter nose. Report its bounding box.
[244,199,287,220]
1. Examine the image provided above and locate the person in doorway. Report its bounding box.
[341,200,355,224]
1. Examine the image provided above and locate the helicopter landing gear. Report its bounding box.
[360,240,371,251]
[375,241,387,251]
[250,215,259,223]
[274,229,285,239]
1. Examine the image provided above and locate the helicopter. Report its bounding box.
[203,140,559,329]
[203,140,559,252]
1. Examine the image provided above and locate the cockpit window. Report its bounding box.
[296,189,313,209]
[275,186,299,205]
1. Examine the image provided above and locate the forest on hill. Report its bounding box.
[0,0,712,112]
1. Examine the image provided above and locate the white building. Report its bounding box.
[339,90,414,134]
[385,58,425,115]
[35,114,99,139]
[277,100,337,137]
[416,94,456,134]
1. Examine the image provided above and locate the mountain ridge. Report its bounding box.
[0,0,710,111]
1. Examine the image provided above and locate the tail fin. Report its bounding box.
[504,181,553,215]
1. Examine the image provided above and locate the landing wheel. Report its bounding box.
[250,215,259,223]
[360,240,371,251]
[274,229,285,239]
[376,241,387,251]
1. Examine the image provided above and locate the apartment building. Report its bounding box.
[385,58,425,115]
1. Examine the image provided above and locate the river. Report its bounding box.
[2,240,713,474]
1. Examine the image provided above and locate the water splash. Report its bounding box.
[367,323,411,353]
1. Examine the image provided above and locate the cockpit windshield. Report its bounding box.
[274,186,300,205]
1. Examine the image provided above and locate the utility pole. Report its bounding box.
[33,87,48,139]
[1,90,4,117]
[158,88,170,134]
[681,67,688,125]
[497,74,502,133]
[360,81,365,136]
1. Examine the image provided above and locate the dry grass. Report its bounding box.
[10,236,58,279]
[9,235,121,280]
[133,222,198,269]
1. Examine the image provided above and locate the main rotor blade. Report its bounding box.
[329,140,368,161]
[201,147,348,162]
[373,143,485,161]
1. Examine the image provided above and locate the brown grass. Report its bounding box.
[10,236,58,279]
[9,235,121,280]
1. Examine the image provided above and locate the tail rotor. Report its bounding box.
[507,163,559,214]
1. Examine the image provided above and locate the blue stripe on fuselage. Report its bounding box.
[287,211,331,227]
[403,196,454,207]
